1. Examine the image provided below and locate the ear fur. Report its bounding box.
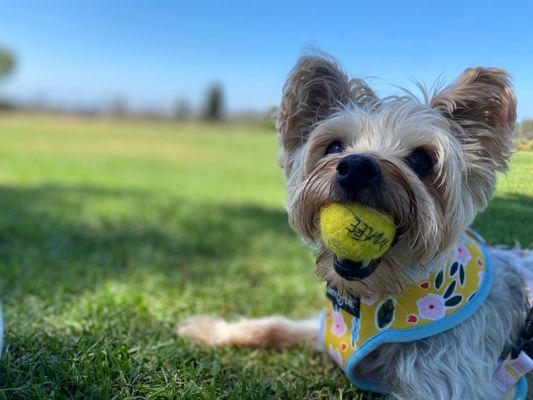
[277,55,377,155]
[431,67,517,172]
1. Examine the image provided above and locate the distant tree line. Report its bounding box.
[202,83,223,121]
[0,49,278,126]
[516,119,533,140]
[0,48,15,81]
[0,47,16,110]
[171,83,224,121]
[0,49,265,129]
[515,119,533,151]
[0,45,529,137]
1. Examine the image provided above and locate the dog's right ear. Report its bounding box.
[277,55,375,156]
[430,67,516,173]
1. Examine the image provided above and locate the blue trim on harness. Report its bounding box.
[515,377,528,400]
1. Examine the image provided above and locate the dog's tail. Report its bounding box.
[177,314,320,350]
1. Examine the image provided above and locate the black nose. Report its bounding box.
[336,154,381,194]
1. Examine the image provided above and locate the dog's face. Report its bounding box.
[277,56,516,296]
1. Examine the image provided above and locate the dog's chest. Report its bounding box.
[320,231,491,393]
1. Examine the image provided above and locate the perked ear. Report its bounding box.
[430,67,517,172]
[277,55,376,154]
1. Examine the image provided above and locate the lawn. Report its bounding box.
[0,113,531,399]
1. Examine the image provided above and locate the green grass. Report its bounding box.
[0,113,531,399]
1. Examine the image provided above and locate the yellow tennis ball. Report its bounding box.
[319,202,396,262]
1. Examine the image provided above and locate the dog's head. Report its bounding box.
[277,55,516,296]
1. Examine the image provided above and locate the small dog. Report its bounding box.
[179,55,533,399]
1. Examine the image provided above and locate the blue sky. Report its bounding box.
[1,1,532,119]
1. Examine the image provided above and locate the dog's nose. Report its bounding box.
[336,154,381,193]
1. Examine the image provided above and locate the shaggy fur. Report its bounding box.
[178,54,532,399]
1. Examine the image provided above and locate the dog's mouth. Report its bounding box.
[331,224,403,281]
[333,256,381,280]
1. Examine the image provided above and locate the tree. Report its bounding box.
[0,49,15,82]
[516,119,533,140]
[109,96,128,117]
[202,83,224,121]
[174,98,192,120]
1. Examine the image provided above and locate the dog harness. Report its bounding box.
[319,231,531,399]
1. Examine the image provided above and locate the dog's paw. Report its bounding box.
[176,315,232,346]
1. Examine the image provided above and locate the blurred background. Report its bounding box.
[0,1,532,398]
[2,2,533,131]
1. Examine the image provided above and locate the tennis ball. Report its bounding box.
[319,202,396,262]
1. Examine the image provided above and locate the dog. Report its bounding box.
[178,55,533,399]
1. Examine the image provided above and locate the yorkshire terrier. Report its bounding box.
[178,55,533,399]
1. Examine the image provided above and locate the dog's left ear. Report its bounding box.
[277,56,377,156]
[277,56,353,156]
[430,67,517,172]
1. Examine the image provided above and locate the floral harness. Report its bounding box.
[320,231,531,399]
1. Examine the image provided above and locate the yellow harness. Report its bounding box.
[320,231,527,397]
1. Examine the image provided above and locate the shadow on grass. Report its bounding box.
[0,183,339,398]
[0,184,531,300]
[0,183,295,299]
[473,193,533,247]
[2,184,529,398]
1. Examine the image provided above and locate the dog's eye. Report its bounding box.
[407,149,434,177]
[324,140,345,156]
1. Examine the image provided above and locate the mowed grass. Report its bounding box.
[0,113,531,399]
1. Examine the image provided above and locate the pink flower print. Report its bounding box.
[417,294,446,321]
[328,344,344,367]
[331,307,347,337]
[455,242,471,265]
